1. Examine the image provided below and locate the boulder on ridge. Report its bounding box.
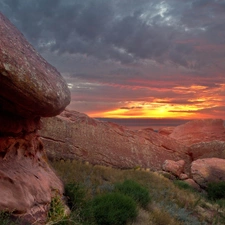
[0,12,70,118]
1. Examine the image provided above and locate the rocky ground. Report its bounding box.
[40,110,225,191]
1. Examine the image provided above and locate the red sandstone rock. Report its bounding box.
[0,134,64,224]
[0,12,70,224]
[158,127,174,135]
[189,141,225,161]
[40,110,190,171]
[169,119,225,146]
[162,159,185,177]
[179,173,189,180]
[191,158,225,188]
[0,12,70,117]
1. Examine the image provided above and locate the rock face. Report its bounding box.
[0,12,70,224]
[0,13,70,118]
[191,158,225,188]
[169,119,225,161]
[169,119,225,146]
[188,141,225,161]
[41,111,225,190]
[41,110,191,171]
[162,160,185,177]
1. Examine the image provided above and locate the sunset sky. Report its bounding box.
[1,0,225,119]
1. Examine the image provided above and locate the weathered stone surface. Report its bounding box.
[0,12,70,117]
[0,12,70,224]
[158,127,174,135]
[189,141,225,161]
[191,158,225,188]
[0,134,64,224]
[40,110,191,171]
[168,119,225,163]
[169,119,225,146]
[162,159,185,177]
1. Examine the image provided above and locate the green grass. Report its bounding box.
[173,180,195,191]
[115,179,151,208]
[207,181,225,200]
[45,159,225,224]
[92,192,137,225]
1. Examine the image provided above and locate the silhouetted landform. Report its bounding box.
[96,117,189,130]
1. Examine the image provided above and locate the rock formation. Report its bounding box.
[41,110,191,172]
[191,158,225,188]
[0,12,70,224]
[168,119,225,161]
[169,119,225,146]
[40,110,225,190]
[162,159,185,177]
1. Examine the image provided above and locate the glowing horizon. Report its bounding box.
[3,1,225,121]
[69,83,225,120]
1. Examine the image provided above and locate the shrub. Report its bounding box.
[47,194,67,224]
[92,192,137,225]
[207,181,225,200]
[115,179,151,208]
[65,182,86,210]
[0,211,17,225]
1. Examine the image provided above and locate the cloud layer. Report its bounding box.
[1,0,225,119]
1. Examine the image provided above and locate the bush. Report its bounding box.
[115,179,151,208]
[0,211,17,225]
[207,181,225,200]
[92,192,137,225]
[47,195,67,224]
[65,182,86,210]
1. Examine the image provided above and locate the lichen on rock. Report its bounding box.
[0,11,70,224]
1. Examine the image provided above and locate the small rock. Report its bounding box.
[162,159,185,177]
[179,173,189,180]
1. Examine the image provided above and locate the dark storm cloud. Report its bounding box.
[1,0,225,68]
[0,0,225,118]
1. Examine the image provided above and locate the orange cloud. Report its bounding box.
[88,82,225,119]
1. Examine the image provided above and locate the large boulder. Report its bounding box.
[0,12,70,224]
[169,119,225,161]
[169,119,225,146]
[191,158,225,188]
[188,141,225,161]
[0,13,70,118]
[40,110,191,171]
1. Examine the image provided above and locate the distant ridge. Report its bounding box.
[95,118,190,130]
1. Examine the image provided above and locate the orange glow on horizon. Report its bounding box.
[88,83,225,119]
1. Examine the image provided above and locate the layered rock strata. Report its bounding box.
[41,110,190,172]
